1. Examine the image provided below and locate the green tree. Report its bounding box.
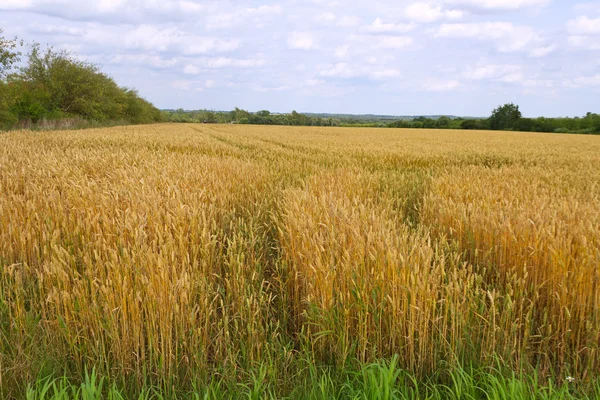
[10,43,162,125]
[436,116,451,129]
[0,28,22,78]
[489,103,522,130]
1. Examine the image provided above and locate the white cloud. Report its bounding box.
[338,16,361,27]
[201,57,266,68]
[445,0,550,12]
[371,69,402,78]
[435,22,540,52]
[253,85,291,93]
[529,45,555,58]
[182,58,266,72]
[462,63,556,88]
[314,11,336,23]
[306,79,326,86]
[206,5,282,30]
[424,80,461,91]
[109,25,239,55]
[567,14,600,51]
[288,31,315,50]
[463,64,522,80]
[565,74,600,88]
[184,64,200,75]
[320,63,356,78]
[0,0,210,23]
[567,16,600,35]
[405,2,463,23]
[109,54,178,69]
[334,45,350,57]
[376,36,414,49]
[573,2,600,13]
[361,18,417,33]
[171,80,194,90]
[568,35,600,50]
[319,63,401,80]
[30,24,84,36]
[500,72,525,83]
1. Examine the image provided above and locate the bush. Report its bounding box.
[0,43,162,130]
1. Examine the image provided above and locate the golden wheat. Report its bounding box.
[1,124,599,394]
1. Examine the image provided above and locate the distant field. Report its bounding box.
[1,124,599,398]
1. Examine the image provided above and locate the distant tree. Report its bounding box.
[489,103,522,130]
[460,119,488,130]
[436,116,451,129]
[512,118,535,132]
[288,110,309,126]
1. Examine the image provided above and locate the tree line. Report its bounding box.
[389,103,600,134]
[0,29,162,130]
[163,108,347,126]
[166,105,600,134]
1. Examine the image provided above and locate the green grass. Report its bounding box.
[24,356,599,400]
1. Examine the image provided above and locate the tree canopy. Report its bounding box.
[489,103,522,131]
[1,35,162,130]
[0,28,21,78]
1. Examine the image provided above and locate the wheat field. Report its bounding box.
[1,124,599,397]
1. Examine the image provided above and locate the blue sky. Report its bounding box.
[1,0,599,117]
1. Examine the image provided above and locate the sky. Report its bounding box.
[1,0,599,117]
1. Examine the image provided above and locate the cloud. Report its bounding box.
[462,63,556,89]
[206,5,282,30]
[567,16,600,35]
[424,80,461,91]
[529,45,555,58]
[445,0,550,12]
[187,57,266,70]
[463,64,522,80]
[306,79,326,86]
[0,0,210,23]
[252,84,291,93]
[313,12,360,27]
[337,16,361,27]
[288,31,315,50]
[184,64,200,75]
[435,22,540,52]
[565,74,600,88]
[568,35,600,50]
[92,25,240,55]
[375,36,414,49]
[319,63,401,80]
[334,45,350,57]
[109,54,178,69]
[567,13,600,50]
[405,2,463,23]
[314,11,336,23]
[360,18,417,34]
[28,24,84,36]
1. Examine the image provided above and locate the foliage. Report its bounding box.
[163,108,344,126]
[0,40,162,130]
[489,103,522,130]
[0,28,22,78]
[24,361,599,399]
[163,105,599,135]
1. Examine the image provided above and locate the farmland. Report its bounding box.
[1,123,600,398]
